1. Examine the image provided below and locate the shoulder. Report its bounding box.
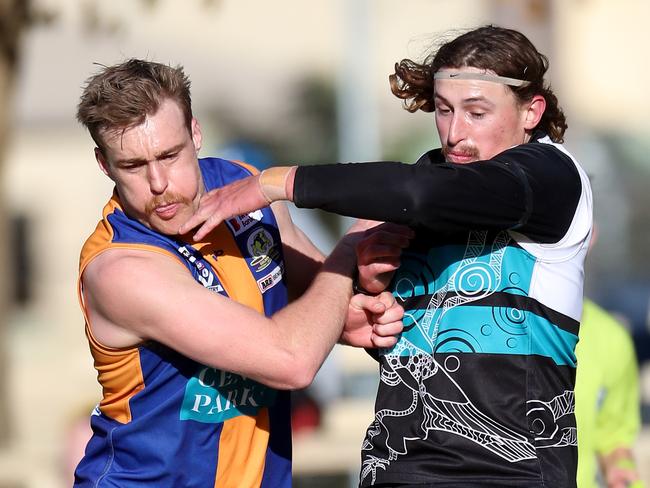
[578,301,637,374]
[80,196,187,272]
[200,156,260,175]
[502,135,592,247]
[497,136,588,205]
[81,247,206,348]
[83,247,189,293]
[495,137,579,177]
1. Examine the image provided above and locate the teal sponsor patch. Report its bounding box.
[181,367,277,423]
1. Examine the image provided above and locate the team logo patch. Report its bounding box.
[178,245,224,293]
[257,265,283,293]
[247,228,280,272]
[226,210,264,236]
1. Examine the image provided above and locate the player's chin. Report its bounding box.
[149,218,185,236]
[150,210,194,236]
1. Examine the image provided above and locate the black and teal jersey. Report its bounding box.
[295,133,592,487]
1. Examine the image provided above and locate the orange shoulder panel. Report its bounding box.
[77,195,184,423]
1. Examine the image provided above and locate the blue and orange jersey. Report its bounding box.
[75,158,292,488]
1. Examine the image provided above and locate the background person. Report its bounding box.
[575,299,643,488]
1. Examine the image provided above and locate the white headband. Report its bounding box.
[434,71,531,87]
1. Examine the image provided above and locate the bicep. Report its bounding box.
[495,144,583,243]
[82,250,282,378]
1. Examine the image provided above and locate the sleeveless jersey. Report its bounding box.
[75,158,291,488]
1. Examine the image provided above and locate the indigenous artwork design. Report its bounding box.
[361,231,576,484]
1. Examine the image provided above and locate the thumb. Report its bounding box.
[377,291,397,308]
[350,293,386,314]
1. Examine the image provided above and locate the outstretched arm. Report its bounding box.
[290,146,582,244]
[594,320,642,488]
[82,229,360,391]
[180,144,582,245]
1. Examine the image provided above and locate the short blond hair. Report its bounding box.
[77,58,193,150]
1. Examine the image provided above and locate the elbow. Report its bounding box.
[405,189,439,228]
[287,359,319,390]
[286,374,315,391]
[274,356,319,390]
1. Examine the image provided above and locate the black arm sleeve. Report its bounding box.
[293,142,582,244]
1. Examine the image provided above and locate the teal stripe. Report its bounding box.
[394,240,536,300]
[395,306,578,367]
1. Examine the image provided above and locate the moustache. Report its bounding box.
[442,144,480,161]
[145,192,190,216]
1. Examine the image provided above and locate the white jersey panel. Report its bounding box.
[510,137,593,321]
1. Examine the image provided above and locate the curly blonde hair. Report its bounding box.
[389,25,567,143]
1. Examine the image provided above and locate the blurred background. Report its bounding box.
[0,0,649,486]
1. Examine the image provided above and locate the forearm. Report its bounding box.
[271,201,326,300]
[269,237,355,388]
[182,144,581,243]
[292,161,528,232]
[283,243,324,300]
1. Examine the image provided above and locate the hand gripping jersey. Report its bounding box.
[293,134,592,487]
[75,158,291,488]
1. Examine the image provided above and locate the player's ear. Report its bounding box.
[523,95,546,130]
[95,147,112,179]
[191,118,202,154]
